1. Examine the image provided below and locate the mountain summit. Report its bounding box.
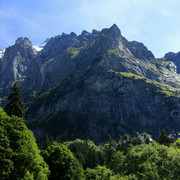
[0,25,180,142]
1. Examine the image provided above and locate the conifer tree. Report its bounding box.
[4,83,24,118]
[158,129,172,146]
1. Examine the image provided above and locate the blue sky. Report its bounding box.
[1,0,180,57]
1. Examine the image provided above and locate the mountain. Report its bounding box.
[0,24,180,142]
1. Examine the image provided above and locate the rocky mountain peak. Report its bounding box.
[109,23,121,34]
[164,52,177,59]
[96,24,132,55]
[70,32,77,38]
[37,32,78,63]
[92,29,100,35]
[0,37,36,90]
[127,41,155,60]
[102,24,121,38]
[15,37,33,48]
[81,30,90,36]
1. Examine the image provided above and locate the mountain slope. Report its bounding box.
[27,60,180,142]
[0,24,180,142]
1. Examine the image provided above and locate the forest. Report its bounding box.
[1,84,180,179]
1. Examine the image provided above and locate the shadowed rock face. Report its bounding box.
[164,52,180,73]
[1,24,180,142]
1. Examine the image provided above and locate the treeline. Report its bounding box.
[1,105,180,180]
[1,83,180,179]
[39,132,180,180]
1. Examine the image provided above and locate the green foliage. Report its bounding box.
[150,58,172,68]
[39,135,54,150]
[110,151,126,174]
[41,142,84,180]
[84,147,105,169]
[62,135,179,179]
[64,139,106,169]
[101,137,126,174]
[4,83,25,118]
[147,64,159,71]
[64,139,96,154]
[108,70,144,80]
[64,139,98,167]
[0,126,13,179]
[107,49,125,56]
[125,142,180,179]
[67,47,82,58]
[67,45,87,59]
[171,138,180,149]
[0,108,49,179]
[84,165,112,180]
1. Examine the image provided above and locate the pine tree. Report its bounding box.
[4,83,24,118]
[158,129,172,146]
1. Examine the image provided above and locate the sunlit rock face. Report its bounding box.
[0,37,36,96]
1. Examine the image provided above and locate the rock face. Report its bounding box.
[164,52,180,73]
[1,24,180,142]
[0,37,36,95]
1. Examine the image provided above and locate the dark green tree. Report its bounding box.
[158,129,172,146]
[41,142,84,180]
[64,139,102,168]
[4,83,24,118]
[0,107,49,179]
[103,136,116,168]
[40,135,54,150]
[84,147,99,169]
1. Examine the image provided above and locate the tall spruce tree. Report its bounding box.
[158,129,172,146]
[4,83,24,118]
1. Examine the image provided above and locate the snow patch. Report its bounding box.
[33,46,43,52]
[33,38,49,52]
